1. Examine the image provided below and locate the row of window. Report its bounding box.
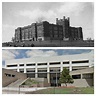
[72,73,93,79]
[7,60,89,67]
[20,69,60,73]
[5,73,15,77]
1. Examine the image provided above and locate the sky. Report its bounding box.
[2,49,93,67]
[2,2,94,42]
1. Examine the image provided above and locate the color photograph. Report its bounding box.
[2,49,94,94]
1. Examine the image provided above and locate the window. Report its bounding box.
[72,60,89,64]
[19,68,24,72]
[19,64,24,66]
[53,77,60,80]
[7,65,17,67]
[54,26,58,30]
[5,73,15,77]
[26,64,35,66]
[38,73,47,78]
[50,62,60,65]
[72,74,81,79]
[27,70,35,72]
[12,75,15,77]
[38,70,47,72]
[50,69,60,72]
[37,63,47,66]
[63,61,69,64]
[49,26,52,29]
[82,73,93,79]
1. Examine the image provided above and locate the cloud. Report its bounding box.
[17,2,87,23]
[2,49,19,61]
[62,49,92,55]
[26,49,58,58]
[2,24,16,42]
[58,2,86,16]
[18,9,56,23]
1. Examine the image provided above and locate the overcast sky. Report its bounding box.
[2,49,93,67]
[2,2,94,42]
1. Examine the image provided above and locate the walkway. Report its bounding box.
[2,87,49,94]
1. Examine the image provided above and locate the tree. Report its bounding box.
[87,37,92,41]
[59,68,74,87]
[11,37,15,42]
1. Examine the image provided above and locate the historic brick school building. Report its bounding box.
[14,16,83,42]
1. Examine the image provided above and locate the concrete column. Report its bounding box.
[81,74,83,79]
[35,63,38,78]
[47,73,50,84]
[89,59,92,67]
[69,61,72,71]
[60,61,63,72]
[17,63,19,72]
[47,62,50,84]
[24,63,26,73]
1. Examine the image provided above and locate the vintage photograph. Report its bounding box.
[2,2,94,47]
[2,49,94,94]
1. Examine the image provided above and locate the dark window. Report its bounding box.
[19,64,24,66]
[54,27,58,30]
[27,73,35,78]
[82,73,93,79]
[50,69,60,72]
[26,64,35,66]
[12,75,15,77]
[20,70,24,73]
[5,73,15,77]
[53,77,60,80]
[72,74,81,79]
[8,74,11,77]
[63,61,69,64]
[37,63,47,66]
[38,73,47,78]
[38,70,47,72]
[50,62,60,65]
[7,65,17,67]
[72,60,89,64]
[27,70,35,72]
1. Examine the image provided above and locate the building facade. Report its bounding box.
[5,51,93,86]
[2,68,27,87]
[14,16,83,42]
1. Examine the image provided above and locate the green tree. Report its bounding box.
[59,68,74,87]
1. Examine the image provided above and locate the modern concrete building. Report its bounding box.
[5,51,93,86]
[69,67,94,87]
[2,68,27,87]
[14,16,83,42]
[2,68,49,87]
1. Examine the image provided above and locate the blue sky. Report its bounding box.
[2,2,94,42]
[2,49,93,67]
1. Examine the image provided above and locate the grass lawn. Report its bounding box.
[26,87,94,94]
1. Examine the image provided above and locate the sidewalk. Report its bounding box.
[2,87,49,94]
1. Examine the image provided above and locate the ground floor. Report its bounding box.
[2,67,94,87]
